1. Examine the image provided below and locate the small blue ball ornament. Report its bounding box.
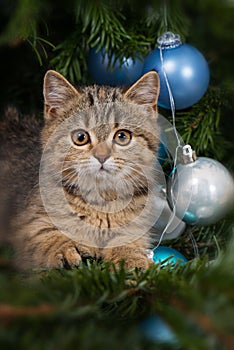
[88,47,143,86]
[149,246,187,266]
[140,315,178,345]
[142,32,210,110]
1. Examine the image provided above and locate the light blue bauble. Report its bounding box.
[168,156,234,226]
[151,246,187,266]
[140,315,178,345]
[88,47,143,86]
[142,32,210,110]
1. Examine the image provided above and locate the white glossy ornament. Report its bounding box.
[168,149,234,226]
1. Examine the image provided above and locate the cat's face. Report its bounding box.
[42,70,160,206]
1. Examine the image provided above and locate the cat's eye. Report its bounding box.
[113,130,132,146]
[71,129,90,146]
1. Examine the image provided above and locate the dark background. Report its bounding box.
[0,0,233,143]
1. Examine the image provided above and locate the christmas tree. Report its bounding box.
[0,0,233,349]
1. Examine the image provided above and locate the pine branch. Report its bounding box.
[74,0,128,55]
[145,0,190,43]
[50,31,88,84]
[0,304,54,325]
[0,251,233,349]
[170,87,228,160]
[0,0,44,44]
[0,0,54,65]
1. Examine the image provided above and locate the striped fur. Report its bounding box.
[1,70,160,269]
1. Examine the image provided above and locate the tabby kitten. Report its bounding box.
[1,70,160,269]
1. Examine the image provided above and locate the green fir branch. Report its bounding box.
[144,0,190,45]
[50,31,88,84]
[171,87,226,160]
[27,32,55,66]
[0,245,234,349]
[74,0,129,60]
[0,0,54,66]
[0,0,44,44]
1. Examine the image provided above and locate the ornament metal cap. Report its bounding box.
[182,145,197,164]
[157,31,182,49]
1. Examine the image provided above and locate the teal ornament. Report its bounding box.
[150,246,187,266]
[88,47,143,86]
[140,315,178,345]
[168,146,234,226]
[142,32,210,110]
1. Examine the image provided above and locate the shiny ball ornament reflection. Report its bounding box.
[142,32,210,110]
[168,156,234,226]
[88,47,143,86]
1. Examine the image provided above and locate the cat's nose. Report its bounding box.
[93,143,111,164]
[94,154,110,164]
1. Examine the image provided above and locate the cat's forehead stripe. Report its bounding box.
[83,85,123,106]
[95,124,111,142]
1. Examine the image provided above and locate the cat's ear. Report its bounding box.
[124,71,160,109]
[43,70,80,116]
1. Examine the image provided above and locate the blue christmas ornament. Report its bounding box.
[88,47,143,86]
[149,246,187,266]
[142,32,210,110]
[140,315,178,345]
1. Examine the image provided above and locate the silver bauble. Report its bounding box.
[153,187,186,240]
[168,157,234,226]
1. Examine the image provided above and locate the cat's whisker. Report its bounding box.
[125,164,155,181]
[62,168,79,181]
[62,171,78,185]
[123,172,155,197]
[62,172,79,191]
[137,164,163,177]
[62,165,79,174]
[128,161,159,172]
[42,169,75,183]
[124,177,149,195]
[42,167,79,187]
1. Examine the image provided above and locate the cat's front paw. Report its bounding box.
[123,257,153,270]
[48,245,82,268]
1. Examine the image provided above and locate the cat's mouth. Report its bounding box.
[98,165,110,174]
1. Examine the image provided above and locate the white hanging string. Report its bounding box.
[152,45,182,251]
[163,0,168,31]
[146,3,200,259]
[152,43,198,257]
[152,41,198,256]
[159,47,181,148]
